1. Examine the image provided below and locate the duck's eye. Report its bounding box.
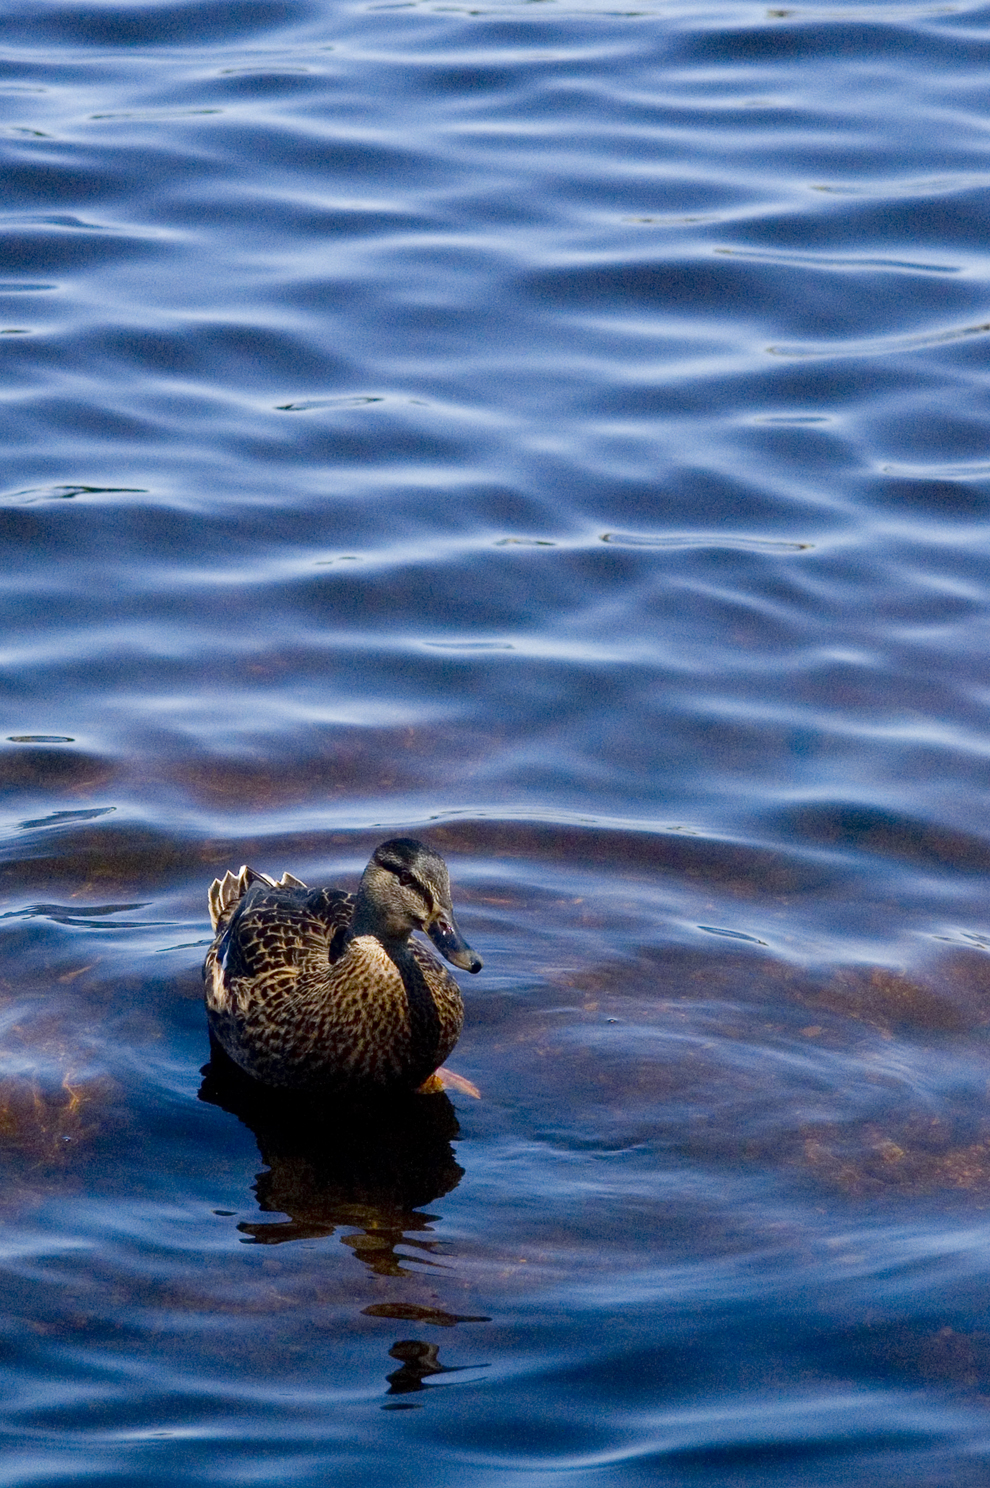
[397,869,417,890]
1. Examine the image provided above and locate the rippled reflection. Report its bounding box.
[199,1053,465,1270]
[381,1339,483,1410]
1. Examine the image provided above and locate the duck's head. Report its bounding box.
[354,838,483,973]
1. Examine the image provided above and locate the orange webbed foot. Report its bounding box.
[415,1067,481,1099]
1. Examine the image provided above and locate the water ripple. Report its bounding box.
[2,0,990,1482]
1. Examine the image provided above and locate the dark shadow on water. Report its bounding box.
[198,1044,465,1276]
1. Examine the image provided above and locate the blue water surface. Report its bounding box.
[4,0,990,1482]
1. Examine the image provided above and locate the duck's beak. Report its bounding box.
[427,914,483,973]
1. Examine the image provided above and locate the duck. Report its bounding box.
[204,838,482,1095]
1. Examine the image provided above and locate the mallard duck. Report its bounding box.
[204,838,482,1095]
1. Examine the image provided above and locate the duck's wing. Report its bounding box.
[210,881,356,988]
[300,886,355,964]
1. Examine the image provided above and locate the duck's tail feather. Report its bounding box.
[207,866,309,931]
[209,866,263,931]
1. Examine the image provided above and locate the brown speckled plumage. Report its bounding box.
[203,839,482,1093]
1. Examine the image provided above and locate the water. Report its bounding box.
[4,0,990,1481]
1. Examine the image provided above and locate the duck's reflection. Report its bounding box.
[384,1339,473,1401]
[198,1047,488,1403]
[198,1046,465,1276]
